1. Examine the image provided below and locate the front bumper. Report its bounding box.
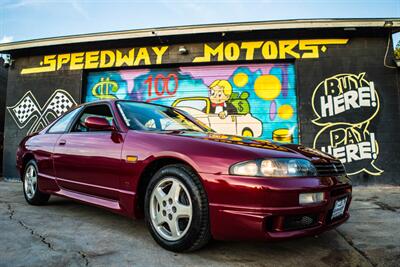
[200,173,352,241]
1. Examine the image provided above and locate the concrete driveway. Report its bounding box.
[0,181,399,267]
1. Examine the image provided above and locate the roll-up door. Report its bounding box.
[85,63,298,143]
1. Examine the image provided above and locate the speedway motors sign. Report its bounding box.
[20,39,348,74]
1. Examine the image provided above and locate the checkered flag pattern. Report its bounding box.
[44,91,75,116]
[7,89,77,135]
[10,95,40,125]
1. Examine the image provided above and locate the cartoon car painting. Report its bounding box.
[172,96,263,137]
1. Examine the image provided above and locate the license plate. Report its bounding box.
[331,197,347,219]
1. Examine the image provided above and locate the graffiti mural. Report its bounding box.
[85,63,299,143]
[311,73,383,176]
[7,89,77,134]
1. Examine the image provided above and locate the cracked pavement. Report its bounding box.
[0,181,399,267]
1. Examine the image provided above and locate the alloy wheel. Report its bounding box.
[149,177,193,241]
[24,165,37,200]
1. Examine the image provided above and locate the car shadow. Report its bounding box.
[44,195,355,266]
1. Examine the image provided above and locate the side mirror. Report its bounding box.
[84,116,115,131]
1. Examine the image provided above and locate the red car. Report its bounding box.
[17,100,352,252]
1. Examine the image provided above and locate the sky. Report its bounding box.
[0,0,399,44]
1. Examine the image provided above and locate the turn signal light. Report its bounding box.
[299,192,324,205]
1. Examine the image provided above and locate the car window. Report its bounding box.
[47,107,82,134]
[117,101,213,132]
[71,104,114,132]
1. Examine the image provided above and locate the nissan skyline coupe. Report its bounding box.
[17,100,352,252]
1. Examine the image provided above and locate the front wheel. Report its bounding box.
[144,164,211,252]
[23,160,50,205]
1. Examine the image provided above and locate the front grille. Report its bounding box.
[314,161,346,176]
[283,214,318,231]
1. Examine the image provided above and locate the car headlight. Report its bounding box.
[229,158,317,177]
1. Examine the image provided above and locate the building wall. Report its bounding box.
[297,36,400,184]
[3,60,82,179]
[0,58,7,177]
[3,33,399,184]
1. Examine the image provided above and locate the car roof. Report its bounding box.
[78,99,175,110]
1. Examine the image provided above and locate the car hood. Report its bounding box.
[158,130,338,163]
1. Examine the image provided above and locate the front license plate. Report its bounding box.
[331,197,347,220]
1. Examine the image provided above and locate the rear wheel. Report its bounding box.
[23,160,50,205]
[144,164,211,252]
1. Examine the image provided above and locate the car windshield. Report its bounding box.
[116,101,213,132]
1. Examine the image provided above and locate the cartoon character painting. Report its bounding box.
[170,79,262,137]
[207,80,236,119]
[85,63,299,143]
[172,96,263,137]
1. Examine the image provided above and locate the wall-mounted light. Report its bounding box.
[178,46,188,55]
[2,54,14,68]
[384,21,393,27]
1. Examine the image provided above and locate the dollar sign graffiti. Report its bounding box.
[92,77,119,99]
[238,101,244,112]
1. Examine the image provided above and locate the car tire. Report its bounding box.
[144,164,211,252]
[22,160,50,205]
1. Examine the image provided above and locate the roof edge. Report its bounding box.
[1,18,399,53]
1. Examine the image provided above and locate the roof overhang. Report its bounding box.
[0,18,399,53]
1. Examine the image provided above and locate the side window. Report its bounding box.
[72,104,114,132]
[47,107,81,134]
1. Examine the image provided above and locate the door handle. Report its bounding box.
[58,139,66,145]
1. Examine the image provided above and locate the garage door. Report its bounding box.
[85,63,299,143]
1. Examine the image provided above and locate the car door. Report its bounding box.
[28,107,83,192]
[53,103,124,200]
